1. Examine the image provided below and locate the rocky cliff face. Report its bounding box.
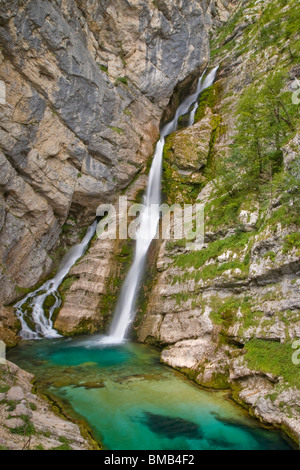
[0,360,95,450]
[137,0,300,444]
[0,0,237,308]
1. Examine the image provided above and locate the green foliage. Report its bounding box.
[280,157,300,216]
[174,232,252,270]
[115,76,128,85]
[244,339,300,388]
[123,108,132,117]
[260,204,300,232]
[210,296,240,326]
[29,402,37,411]
[205,190,253,229]
[100,240,134,327]
[109,126,125,135]
[58,436,70,444]
[98,64,108,73]
[264,251,276,261]
[43,295,56,310]
[194,84,218,123]
[258,0,300,56]
[214,70,299,212]
[9,415,35,436]
[6,400,18,412]
[59,276,78,295]
[0,385,9,393]
[283,232,300,254]
[61,224,73,234]
[50,443,72,450]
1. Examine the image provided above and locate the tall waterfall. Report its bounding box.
[15,221,97,339]
[102,66,219,344]
[14,66,218,342]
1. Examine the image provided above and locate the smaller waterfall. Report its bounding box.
[188,66,219,126]
[102,66,219,345]
[15,221,97,339]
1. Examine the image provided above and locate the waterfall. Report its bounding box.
[15,66,218,343]
[102,66,219,344]
[15,221,98,339]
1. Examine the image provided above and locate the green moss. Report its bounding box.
[59,276,78,297]
[58,436,70,444]
[162,130,206,205]
[199,371,230,390]
[123,108,132,117]
[264,251,276,261]
[99,239,135,329]
[6,400,18,412]
[50,443,73,450]
[42,295,56,310]
[98,64,108,74]
[283,232,300,254]
[60,317,99,337]
[194,83,219,124]
[242,310,264,330]
[15,286,34,296]
[49,245,67,264]
[109,126,125,135]
[61,224,73,234]
[244,339,300,389]
[9,415,35,436]
[174,232,252,270]
[115,76,128,85]
[210,296,240,327]
[178,367,198,382]
[205,190,248,230]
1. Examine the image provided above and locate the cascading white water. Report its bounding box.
[188,66,219,126]
[15,221,98,339]
[102,66,219,344]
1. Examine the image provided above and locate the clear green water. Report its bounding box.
[8,336,293,450]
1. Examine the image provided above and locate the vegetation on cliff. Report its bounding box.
[140,0,300,444]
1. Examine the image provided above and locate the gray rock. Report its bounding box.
[4,418,24,430]
[6,386,25,402]
[11,403,33,418]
